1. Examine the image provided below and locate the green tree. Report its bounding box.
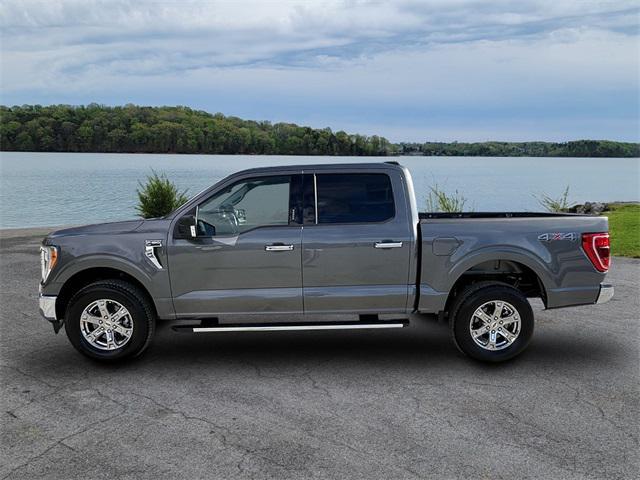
[136,170,189,218]
[1,104,637,157]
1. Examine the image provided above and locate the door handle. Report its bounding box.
[265,244,294,251]
[374,241,403,249]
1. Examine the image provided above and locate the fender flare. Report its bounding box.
[445,246,555,297]
[54,254,155,291]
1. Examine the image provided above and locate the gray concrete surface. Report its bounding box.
[1,228,638,479]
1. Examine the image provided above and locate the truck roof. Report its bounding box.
[233,161,405,176]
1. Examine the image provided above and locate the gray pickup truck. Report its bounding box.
[39,162,613,362]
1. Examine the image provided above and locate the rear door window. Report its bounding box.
[314,173,395,224]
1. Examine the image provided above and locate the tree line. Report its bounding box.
[0,104,392,156]
[1,104,638,157]
[397,140,639,158]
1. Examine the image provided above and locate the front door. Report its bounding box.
[168,174,303,317]
[301,171,413,314]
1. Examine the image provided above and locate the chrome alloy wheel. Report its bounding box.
[80,299,134,351]
[469,300,521,351]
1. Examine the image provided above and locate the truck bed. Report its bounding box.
[416,212,609,313]
[419,211,584,220]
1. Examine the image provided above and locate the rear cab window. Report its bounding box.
[313,173,395,224]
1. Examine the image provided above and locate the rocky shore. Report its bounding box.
[567,200,639,215]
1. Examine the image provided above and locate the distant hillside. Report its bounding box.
[0,104,392,156]
[1,104,638,157]
[397,140,640,158]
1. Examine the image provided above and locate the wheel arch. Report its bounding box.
[56,266,157,320]
[443,254,549,315]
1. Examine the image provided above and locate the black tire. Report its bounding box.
[65,280,155,362]
[450,282,534,363]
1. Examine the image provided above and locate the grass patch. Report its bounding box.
[605,204,640,258]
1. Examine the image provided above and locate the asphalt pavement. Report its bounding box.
[1,228,638,479]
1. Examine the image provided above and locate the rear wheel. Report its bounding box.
[65,280,155,362]
[450,282,534,362]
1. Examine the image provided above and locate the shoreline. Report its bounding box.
[0,226,66,239]
[2,151,640,159]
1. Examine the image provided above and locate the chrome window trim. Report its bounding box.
[313,173,318,225]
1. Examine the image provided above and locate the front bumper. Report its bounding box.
[39,294,57,320]
[596,284,614,304]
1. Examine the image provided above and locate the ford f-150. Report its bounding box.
[39,162,613,362]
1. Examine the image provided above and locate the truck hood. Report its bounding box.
[46,219,145,239]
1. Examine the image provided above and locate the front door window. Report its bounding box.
[197,176,291,236]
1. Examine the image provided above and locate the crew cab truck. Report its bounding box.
[39,162,613,362]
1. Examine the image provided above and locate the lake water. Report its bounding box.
[0,152,638,229]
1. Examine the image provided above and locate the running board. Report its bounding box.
[171,320,408,333]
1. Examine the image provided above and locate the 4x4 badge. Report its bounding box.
[538,232,577,242]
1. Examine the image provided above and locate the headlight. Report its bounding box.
[40,245,59,282]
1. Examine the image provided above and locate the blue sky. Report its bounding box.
[1,0,638,142]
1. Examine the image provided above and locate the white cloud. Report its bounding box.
[0,0,638,141]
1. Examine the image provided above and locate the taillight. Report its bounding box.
[582,232,610,272]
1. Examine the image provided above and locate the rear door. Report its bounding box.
[301,169,413,314]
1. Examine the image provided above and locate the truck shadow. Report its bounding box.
[31,317,623,379]
[132,319,622,373]
[24,324,623,395]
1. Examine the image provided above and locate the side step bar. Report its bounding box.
[172,320,408,333]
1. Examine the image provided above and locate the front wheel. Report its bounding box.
[450,282,534,362]
[65,280,155,362]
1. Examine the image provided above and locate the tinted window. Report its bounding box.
[315,173,394,224]
[197,176,290,235]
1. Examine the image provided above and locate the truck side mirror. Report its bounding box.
[175,214,197,239]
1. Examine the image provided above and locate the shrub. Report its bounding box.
[426,184,470,212]
[136,170,188,218]
[534,185,571,212]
